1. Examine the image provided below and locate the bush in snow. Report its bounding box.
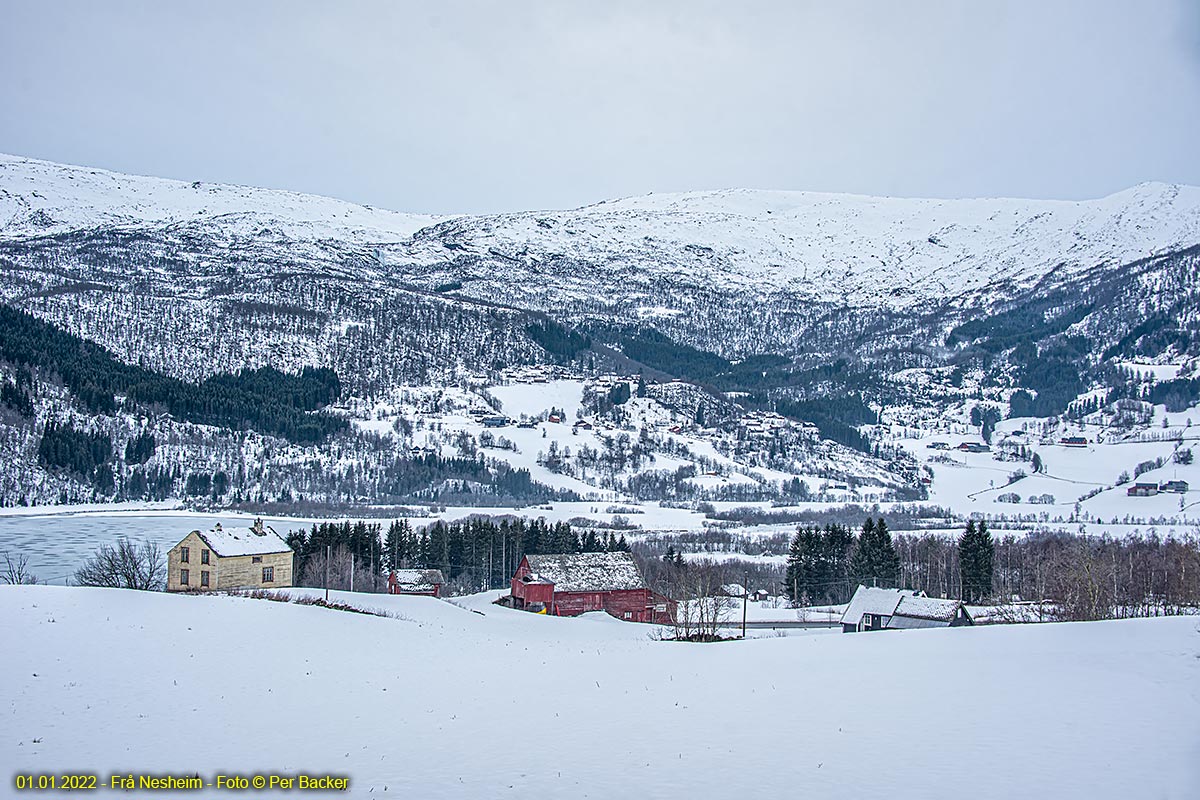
[74,538,165,591]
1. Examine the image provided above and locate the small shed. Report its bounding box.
[840,586,972,633]
[388,569,445,597]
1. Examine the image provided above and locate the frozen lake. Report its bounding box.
[0,511,316,584]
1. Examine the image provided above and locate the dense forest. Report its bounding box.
[0,305,346,443]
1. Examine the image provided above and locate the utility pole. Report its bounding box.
[324,544,330,603]
[741,572,748,639]
[350,556,355,593]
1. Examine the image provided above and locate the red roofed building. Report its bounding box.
[510,552,674,624]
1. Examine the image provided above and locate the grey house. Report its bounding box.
[840,586,973,633]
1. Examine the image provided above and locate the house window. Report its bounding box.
[262,566,274,583]
[180,547,190,563]
[623,611,632,619]
[180,569,189,585]
[201,549,210,565]
[252,556,262,564]
[201,571,210,587]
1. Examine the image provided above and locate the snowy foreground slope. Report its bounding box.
[3,586,1197,799]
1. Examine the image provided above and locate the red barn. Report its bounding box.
[388,569,445,597]
[510,552,674,624]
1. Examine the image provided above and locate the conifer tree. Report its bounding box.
[784,525,818,603]
[849,516,900,589]
[958,519,995,603]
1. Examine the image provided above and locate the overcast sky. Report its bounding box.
[2,1,1198,214]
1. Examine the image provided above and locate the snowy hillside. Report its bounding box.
[2,154,1200,524]
[397,182,1200,308]
[3,585,1197,799]
[4,153,1199,310]
[0,153,443,242]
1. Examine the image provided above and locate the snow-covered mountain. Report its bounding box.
[3,153,1200,514]
[5,152,1200,311]
[394,181,1200,308]
[0,153,442,242]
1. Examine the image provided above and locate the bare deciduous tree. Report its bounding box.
[1,551,38,585]
[74,538,165,591]
[666,567,737,642]
[299,545,383,593]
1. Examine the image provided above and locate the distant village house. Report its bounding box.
[840,586,972,633]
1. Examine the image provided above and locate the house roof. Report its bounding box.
[523,552,646,592]
[840,586,909,626]
[893,594,966,622]
[192,519,291,558]
[841,585,966,626]
[391,569,445,590]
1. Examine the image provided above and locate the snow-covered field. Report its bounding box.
[2,585,1196,798]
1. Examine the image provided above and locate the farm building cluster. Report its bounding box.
[1128,479,1189,497]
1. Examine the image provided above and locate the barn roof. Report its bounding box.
[391,569,445,590]
[523,552,646,592]
[193,519,291,558]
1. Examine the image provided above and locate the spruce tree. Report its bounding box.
[822,523,855,603]
[784,525,821,604]
[849,517,900,589]
[958,519,995,603]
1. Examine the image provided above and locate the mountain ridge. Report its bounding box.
[5,153,1198,316]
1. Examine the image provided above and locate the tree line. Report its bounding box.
[287,517,630,594]
[780,514,1198,620]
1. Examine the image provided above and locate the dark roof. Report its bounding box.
[523,552,646,592]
